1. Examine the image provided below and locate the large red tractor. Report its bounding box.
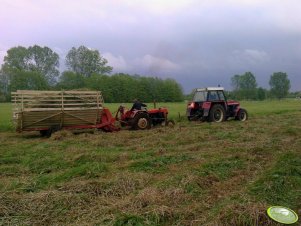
[186,87,248,122]
[115,105,175,130]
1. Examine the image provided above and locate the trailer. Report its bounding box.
[12,90,118,136]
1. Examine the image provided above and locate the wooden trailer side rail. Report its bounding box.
[11,90,104,132]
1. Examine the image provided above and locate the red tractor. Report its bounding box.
[115,105,175,130]
[186,87,248,122]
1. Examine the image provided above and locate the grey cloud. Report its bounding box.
[0,0,301,92]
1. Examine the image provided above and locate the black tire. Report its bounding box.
[40,130,49,137]
[235,109,248,121]
[40,125,61,138]
[188,110,202,121]
[208,104,226,122]
[132,113,151,130]
[39,129,52,138]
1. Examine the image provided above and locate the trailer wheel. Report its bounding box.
[40,130,48,137]
[40,125,61,138]
[209,104,226,122]
[133,113,151,130]
[39,129,53,138]
[235,109,248,121]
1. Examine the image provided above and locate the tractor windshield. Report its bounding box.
[193,91,207,102]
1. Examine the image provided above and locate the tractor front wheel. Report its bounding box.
[133,113,151,130]
[235,109,248,121]
[209,104,226,122]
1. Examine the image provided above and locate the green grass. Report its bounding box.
[249,152,301,208]
[0,100,301,225]
[0,103,13,131]
[197,156,245,180]
[130,154,192,173]
[239,99,301,116]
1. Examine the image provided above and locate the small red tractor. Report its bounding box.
[186,87,248,122]
[115,105,174,130]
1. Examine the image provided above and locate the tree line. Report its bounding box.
[229,71,291,100]
[0,45,183,102]
[0,45,297,102]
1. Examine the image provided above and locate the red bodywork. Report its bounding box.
[115,106,170,128]
[198,101,241,116]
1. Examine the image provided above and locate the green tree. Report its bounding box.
[2,46,28,71]
[230,72,257,100]
[10,70,48,91]
[85,74,114,102]
[231,74,240,91]
[269,72,291,99]
[161,78,183,102]
[84,73,184,103]
[58,71,85,90]
[240,72,257,89]
[2,45,60,85]
[66,46,112,77]
[256,87,266,100]
[27,45,60,84]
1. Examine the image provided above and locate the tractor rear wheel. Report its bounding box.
[235,109,248,121]
[209,104,226,122]
[132,113,151,130]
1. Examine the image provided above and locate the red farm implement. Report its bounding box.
[12,90,174,137]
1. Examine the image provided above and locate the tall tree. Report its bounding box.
[27,45,60,84]
[269,72,291,99]
[230,72,257,100]
[2,46,28,71]
[2,45,60,85]
[65,46,112,77]
[231,74,241,91]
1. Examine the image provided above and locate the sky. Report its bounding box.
[0,0,301,93]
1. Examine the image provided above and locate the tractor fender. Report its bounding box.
[202,102,212,117]
[233,106,241,117]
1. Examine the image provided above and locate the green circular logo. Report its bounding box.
[267,206,298,224]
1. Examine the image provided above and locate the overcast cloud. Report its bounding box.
[1,0,301,92]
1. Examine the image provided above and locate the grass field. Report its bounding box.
[0,100,301,225]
